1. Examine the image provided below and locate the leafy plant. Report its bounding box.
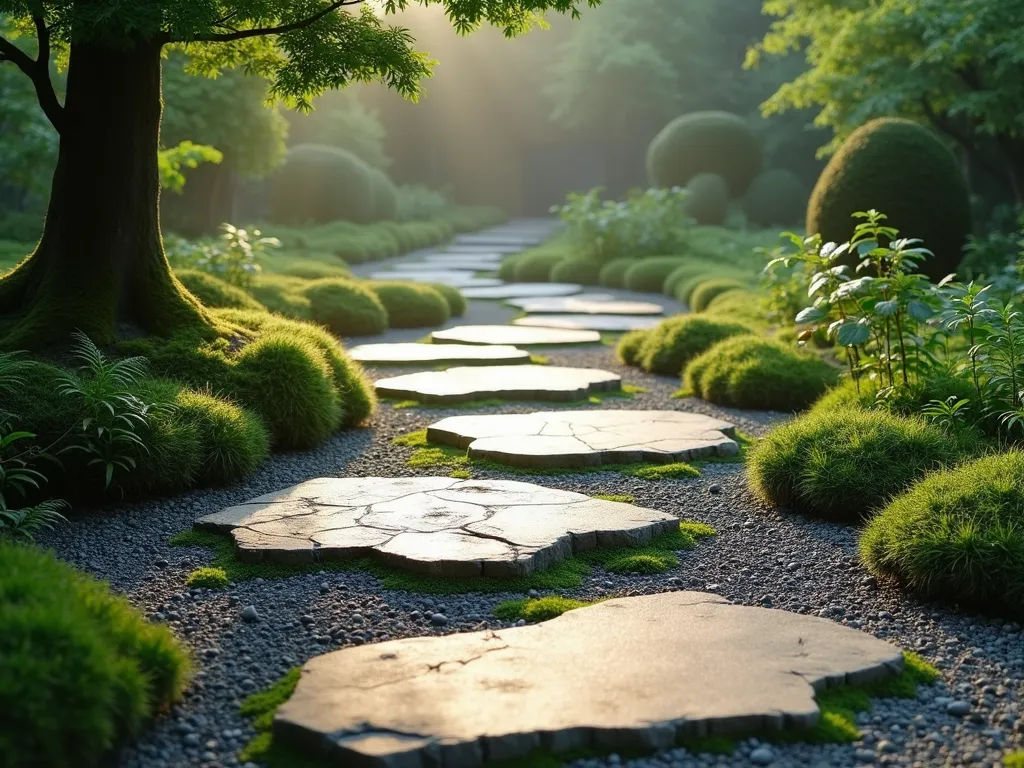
[158,140,224,194]
[167,223,276,288]
[921,396,971,433]
[0,499,68,541]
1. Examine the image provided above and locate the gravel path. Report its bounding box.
[39,332,1024,768]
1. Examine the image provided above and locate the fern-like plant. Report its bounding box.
[0,500,68,541]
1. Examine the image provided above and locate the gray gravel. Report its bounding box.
[38,338,1024,768]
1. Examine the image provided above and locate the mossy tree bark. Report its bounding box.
[0,37,216,349]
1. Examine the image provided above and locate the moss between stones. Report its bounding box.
[184,567,229,589]
[1004,751,1024,767]
[492,596,598,623]
[592,493,635,503]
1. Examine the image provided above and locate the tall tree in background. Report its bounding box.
[0,0,598,348]
[287,89,392,171]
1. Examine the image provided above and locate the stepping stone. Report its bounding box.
[514,314,663,332]
[348,342,532,367]
[460,283,583,300]
[426,410,739,467]
[441,244,527,255]
[367,272,503,289]
[455,234,543,247]
[275,592,904,766]
[507,295,665,315]
[376,365,620,404]
[422,253,505,265]
[195,477,676,576]
[431,325,600,347]
[391,258,502,272]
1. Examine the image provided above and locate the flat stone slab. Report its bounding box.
[454,234,543,247]
[368,272,503,289]
[514,314,663,332]
[431,325,600,347]
[460,283,584,300]
[389,259,502,273]
[507,295,665,315]
[348,343,531,367]
[196,477,676,577]
[427,410,739,467]
[441,244,529,255]
[376,365,620,404]
[275,592,904,766]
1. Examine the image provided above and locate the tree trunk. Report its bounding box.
[0,37,215,349]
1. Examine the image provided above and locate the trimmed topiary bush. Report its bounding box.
[627,315,754,375]
[368,168,398,221]
[662,259,727,296]
[269,144,376,226]
[673,271,745,305]
[550,257,602,285]
[690,278,749,312]
[703,289,766,325]
[744,168,807,227]
[598,257,636,289]
[301,278,388,337]
[175,390,271,486]
[616,329,649,366]
[367,281,450,328]
[747,408,971,521]
[425,283,467,317]
[685,173,730,225]
[175,269,265,311]
[860,452,1024,612]
[498,254,522,281]
[623,256,687,293]
[646,111,763,195]
[0,541,191,768]
[683,336,839,411]
[806,118,971,280]
[512,249,567,282]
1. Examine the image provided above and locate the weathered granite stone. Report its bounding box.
[431,325,599,346]
[460,283,583,300]
[195,477,676,576]
[426,410,739,467]
[514,314,663,332]
[507,295,665,315]
[375,365,620,404]
[274,592,905,767]
[348,343,531,367]
[367,272,503,289]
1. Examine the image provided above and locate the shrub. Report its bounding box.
[628,315,754,375]
[268,144,376,226]
[662,259,727,296]
[703,289,766,325]
[683,336,839,411]
[185,567,230,589]
[248,274,312,319]
[367,281,451,328]
[301,278,388,336]
[550,257,602,285]
[673,272,743,305]
[690,278,749,312]
[623,256,687,293]
[273,261,351,280]
[0,541,190,768]
[175,269,265,311]
[744,169,807,227]
[685,173,730,225]
[498,254,522,281]
[616,329,649,366]
[747,408,971,521]
[806,118,971,280]
[646,111,763,195]
[598,257,636,288]
[810,373,978,420]
[512,249,567,282]
[368,168,398,221]
[174,390,271,486]
[424,283,467,317]
[860,452,1024,612]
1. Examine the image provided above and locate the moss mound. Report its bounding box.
[623,256,688,293]
[624,315,754,375]
[806,118,971,280]
[690,278,750,312]
[598,258,636,289]
[268,144,375,226]
[683,336,839,411]
[674,271,748,305]
[0,541,191,767]
[703,289,766,325]
[248,275,312,319]
[647,111,763,195]
[174,389,271,486]
[424,283,467,317]
[301,278,388,337]
[368,168,398,222]
[744,168,807,227]
[175,269,265,311]
[747,408,972,521]
[662,259,731,296]
[512,249,567,282]
[686,173,730,226]
[550,257,602,285]
[861,451,1024,612]
[616,329,649,366]
[368,281,451,328]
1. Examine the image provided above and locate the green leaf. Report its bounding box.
[874,300,899,316]
[907,300,935,321]
[836,322,871,346]
[795,306,828,324]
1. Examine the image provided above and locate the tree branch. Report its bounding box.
[0,34,36,75]
[180,0,363,44]
[0,20,64,133]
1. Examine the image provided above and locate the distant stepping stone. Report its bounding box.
[391,258,502,272]
[455,234,543,247]
[427,410,738,467]
[508,296,665,315]
[275,592,904,767]
[432,325,600,346]
[460,283,583,300]
[442,244,527,255]
[422,253,505,265]
[348,343,531,367]
[507,292,616,308]
[376,365,620,404]
[514,314,663,332]
[368,272,503,289]
[196,477,676,577]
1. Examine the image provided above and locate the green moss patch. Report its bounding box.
[592,493,635,503]
[238,668,329,768]
[184,567,229,589]
[493,596,597,623]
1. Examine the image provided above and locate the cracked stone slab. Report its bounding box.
[514,314,663,332]
[195,477,675,576]
[375,365,620,404]
[426,410,739,467]
[367,272,503,289]
[507,295,665,315]
[460,283,583,300]
[431,325,599,347]
[274,592,904,767]
[348,343,531,367]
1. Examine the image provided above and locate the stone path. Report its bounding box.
[348,342,531,367]
[425,410,739,467]
[397,257,502,271]
[196,477,676,577]
[367,271,503,289]
[514,314,663,332]
[375,365,621,404]
[508,295,665,315]
[431,325,600,346]
[441,244,526,255]
[461,283,583,299]
[275,592,904,766]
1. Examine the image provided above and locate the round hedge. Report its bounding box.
[747,407,972,521]
[744,169,807,228]
[175,270,265,311]
[301,278,388,336]
[860,451,1024,612]
[806,118,971,280]
[368,281,451,328]
[690,278,750,312]
[425,283,467,317]
[623,256,687,293]
[685,173,730,225]
[683,336,839,412]
[550,257,602,285]
[598,258,636,289]
[616,329,649,366]
[662,259,725,296]
[646,111,763,195]
[498,254,523,281]
[627,315,754,375]
[703,289,766,326]
[0,541,191,768]
[369,168,398,221]
[512,249,567,282]
[175,390,271,486]
[269,144,375,225]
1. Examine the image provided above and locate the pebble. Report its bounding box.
[946,700,971,716]
[240,605,260,623]
[430,613,448,626]
[749,746,774,765]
